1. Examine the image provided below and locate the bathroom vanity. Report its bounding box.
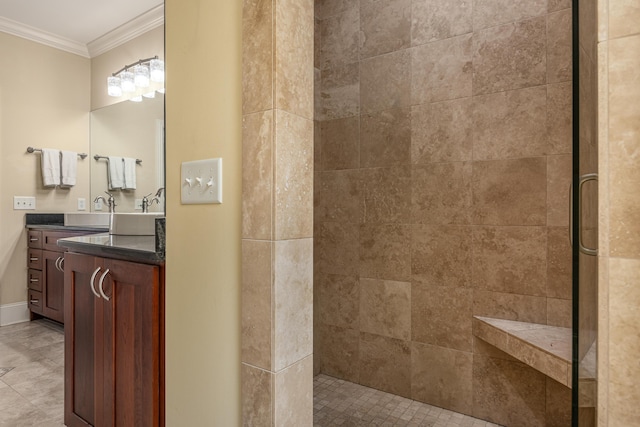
[59,231,165,427]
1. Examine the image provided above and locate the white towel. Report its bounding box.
[60,150,77,187]
[41,148,60,187]
[123,157,137,190]
[108,156,124,190]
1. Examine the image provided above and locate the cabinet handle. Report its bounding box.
[55,257,62,272]
[29,237,39,242]
[60,257,65,271]
[30,299,39,304]
[55,257,65,272]
[98,269,111,301]
[30,257,39,262]
[29,278,39,282]
[90,267,102,298]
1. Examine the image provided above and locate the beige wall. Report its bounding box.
[314,1,572,426]
[165,0,242,424]
[597,0,640,425]
[0,32,91,307]
[91,26,164,110]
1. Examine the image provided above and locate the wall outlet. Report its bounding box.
[135,199,143,210]
[77,198,86,211]
[14,196,36,210]
[94,199,103,211]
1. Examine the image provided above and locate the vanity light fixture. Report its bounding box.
[107,56,164,97]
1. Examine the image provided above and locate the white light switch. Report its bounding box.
[181,158,222,204]
[14,196,36,210]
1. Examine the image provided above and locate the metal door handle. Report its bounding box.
[90,267,102,298]
[578,173,598,256]
[98,269,111,301]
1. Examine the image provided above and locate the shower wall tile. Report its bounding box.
[320,62,360,120]
[319,170,361,223]
[472,336,518,361]
[319,222,360,275]
[242,0,273,115]
[359,224,412,281]
[241,363,272,427]
[320,116,360,170]
[273,356,313,426]
[318,324,360,382]
[609,0,640,39]
[547,227,572,299]
[411,0,472,46]
[315,18,321,69]
[608,35,640,259]
[411,34,473,105]
[547,154,572,226]
[411,343,473,414]
[412,284,473,351]
[359,332,412,398]
[545,377,572,427]
[547,82,572,155]
[273,239,313,371]
[361,50,411,114]
[359,0,411,59]
[472,157,547,226]
[411,98,473,164]
[548,0,571,13]
[472,17,546,96]
[547,297,571,328]
[473,290,547,323]
[361,167,412,224]
[472,86,547,161]
[275,0,314,120]
[242,240,273,370]
[360,278,411,340]
[547,9,572,84]
[472,355,547,427]
[315,0,357,20]
[360,107,411,168]
[472,226,547,296]
[319,6,359,70]
[472,0,546,31]
[316,273,360,329]
[242,111,273,240]
[411,225,472,289]
[274,110,314,240]
[412,162,473,225]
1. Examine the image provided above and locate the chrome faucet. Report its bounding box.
[155,187,164,198]
[141,192,161,213]
[94,191,117,213]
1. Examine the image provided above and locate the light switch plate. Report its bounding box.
[181,158,222,204]
[14,196,36,210]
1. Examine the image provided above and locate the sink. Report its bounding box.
[64,212,110,228]
[109,213,163,236]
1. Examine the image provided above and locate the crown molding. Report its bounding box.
[0,16,89,57]
[87,4,164,58]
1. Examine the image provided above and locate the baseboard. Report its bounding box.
[0,302,30,326]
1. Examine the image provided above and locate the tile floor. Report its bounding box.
[0,319,64,426]
[314,374,502,427]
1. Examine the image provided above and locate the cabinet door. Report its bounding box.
[42,250,65,323]
[101,258,161,427]
[64,252,101,427]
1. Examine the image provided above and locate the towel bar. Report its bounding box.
[27,146,87,159]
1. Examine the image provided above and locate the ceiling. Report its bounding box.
[0,0,163,56]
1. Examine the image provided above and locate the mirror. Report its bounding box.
[90,94,164,213]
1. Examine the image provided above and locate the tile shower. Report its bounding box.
[313,1,573,426]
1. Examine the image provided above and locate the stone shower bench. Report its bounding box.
[473,316,596,407]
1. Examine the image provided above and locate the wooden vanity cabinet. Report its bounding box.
[64,252,163,427]
[27,229,96,323]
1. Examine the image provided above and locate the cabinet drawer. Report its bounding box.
[28,290,43,311]
[28,230,43,249]
[43,230,87,252]
[27,269,43,291]
[28,249,43,270]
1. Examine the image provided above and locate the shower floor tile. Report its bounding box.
[314,374,503,427]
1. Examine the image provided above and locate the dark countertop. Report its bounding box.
[58,233,165,265]
[26,224,109,232]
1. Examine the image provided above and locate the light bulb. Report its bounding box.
[133,64,150,88]
[120,70,135,93]
[107,76,122,97]
[150,59,164,83]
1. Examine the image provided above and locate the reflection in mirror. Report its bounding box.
[90,94,164,213]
